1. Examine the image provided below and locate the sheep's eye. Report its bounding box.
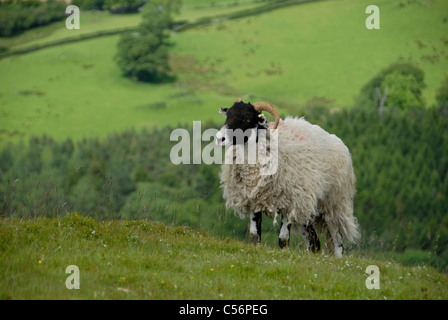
[246,119,251,123]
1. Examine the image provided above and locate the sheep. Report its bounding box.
[215,99,359,257]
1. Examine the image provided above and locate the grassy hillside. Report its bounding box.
[173,0,448,107]
[1,214,447,300]
[1,0,447,145]
[0,34,231,145]
[0,1,266,50]
[0,2,274,145]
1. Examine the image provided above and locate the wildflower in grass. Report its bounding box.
[119,277,126,282]
[38,260,42,264]
[210,268,214,271]
[161,280,165,285]
[231,265,235,268]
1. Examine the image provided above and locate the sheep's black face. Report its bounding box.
[216,100,268,147]
[225,101,261,131]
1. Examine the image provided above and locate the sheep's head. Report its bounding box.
[215,98,279,147]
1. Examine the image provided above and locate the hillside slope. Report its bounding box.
[173,0,448,107]
[1,0,447,145]
[1,214,446,300]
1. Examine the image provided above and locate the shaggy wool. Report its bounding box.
[219,116,360,243]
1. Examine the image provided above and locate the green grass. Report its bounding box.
[1,0,447,145]
[0,34,231,145]
[0,4,276,146]
[173,0,448,107]
[0,12,141,50]
[1,214,447,299]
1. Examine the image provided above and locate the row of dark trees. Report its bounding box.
[1,102,447,269]
[0,0,149,37]
[0,0,66,37]
[72,0,145,13]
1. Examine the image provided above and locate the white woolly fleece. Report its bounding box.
[219,116,360,244]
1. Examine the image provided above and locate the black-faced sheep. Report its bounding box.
[215,99,359,257]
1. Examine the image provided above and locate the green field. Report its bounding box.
[0,35,229,144]
[1,0,447,145]
[2,1,265,50]
[173,0,448,107]
[1,0,448,300]
[1,215,447,299]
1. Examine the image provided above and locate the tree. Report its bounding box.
[114,0,182,82]
[380,71,425,109]
[0,0,66,37]
[356,62,426,111]
[115,32,170,82]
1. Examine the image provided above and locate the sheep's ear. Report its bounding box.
[219,108,228,116]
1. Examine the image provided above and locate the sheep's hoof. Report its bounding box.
[278,238,289,249]
[250,234,260,245]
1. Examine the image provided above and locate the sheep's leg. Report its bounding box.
[325,231,334,255]
[326,222,344,257]
[307,225,321,253]
[298,224,321,253]
[278,215,291,249]
[249,211,262,245]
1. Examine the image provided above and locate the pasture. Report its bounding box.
[1,0,447,144]
[1,215,447,299]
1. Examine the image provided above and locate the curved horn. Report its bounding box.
[252,102,280,129]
